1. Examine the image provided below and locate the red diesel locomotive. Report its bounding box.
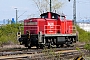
[18,12,78,48]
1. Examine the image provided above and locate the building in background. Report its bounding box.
[77,20,90,32]
[18,20,24,24]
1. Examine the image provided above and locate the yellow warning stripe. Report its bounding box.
[77,57,82,60]
[74,56,84,60]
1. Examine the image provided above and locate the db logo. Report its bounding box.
[48,22,54,28]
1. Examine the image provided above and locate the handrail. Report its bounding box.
[44,25,61,34]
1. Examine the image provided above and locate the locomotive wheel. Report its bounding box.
[66,42,71,47]
[67,44,70,47]
[60,44,64,47]
[56,44,59,48]
[36,45,39,49]
[25,44,28,47]
[48,43,51,49]
[28,46,31,49]
[40,44,44,49]
[28,41,31,49]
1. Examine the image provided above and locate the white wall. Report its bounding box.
[77,23,90,32]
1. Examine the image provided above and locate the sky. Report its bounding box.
[0,0,90,24]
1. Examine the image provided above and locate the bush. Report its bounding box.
[0,24,23,46]
[76,25,89,42]
[84,44,90,50]
[76,25,90,50]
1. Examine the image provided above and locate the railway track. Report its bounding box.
[0,49,88,60]
[0,46,84,56]
[0,45,89,60]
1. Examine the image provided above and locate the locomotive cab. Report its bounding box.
[40,12,60,20]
